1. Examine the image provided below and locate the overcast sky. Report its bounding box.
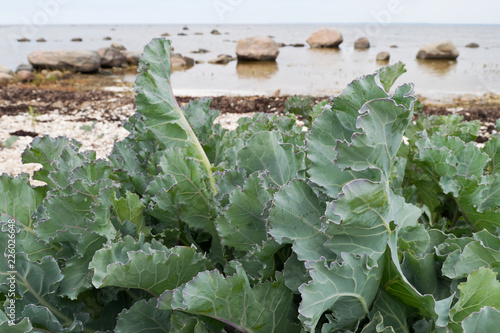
[1,0,499,25]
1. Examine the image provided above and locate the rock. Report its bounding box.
[178,33,188,36]
[28,50,101,73]
[183,26,189,30]
[71,37,83,42]
[0,73,14,85]
[97,47,127,68]
[466,42,479,48]
[211,29,221,35]
[416,41,459,60]
[390,45,398,48]
[236,36,279,61]
[36,38,46,42]
[290,43,305,47]
[123,50,140,66]
[17,70,36,82]
[191,48,210,54]
[17,38,30,42]
[0,65,14,75]
[161,32,170,36]
[100,69,112,76]
[354,37,370,49]
[195,60,205,64]
[376,52,390,61]
[16,64,33,72]
[277,42,286,47]
[103,36,112,40]
[46,70,63,80]
[208,54,234,64]
[306,28,343,48]
[111,42,126,51]
[171,54,194,69]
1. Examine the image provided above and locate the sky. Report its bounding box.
[1,0,499,25]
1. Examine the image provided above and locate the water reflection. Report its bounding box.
[236,61,278,79]
[416,59,457,76]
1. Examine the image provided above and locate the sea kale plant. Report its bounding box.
[1,38,500,332]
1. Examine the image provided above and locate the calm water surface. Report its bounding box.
[0,24,499,99]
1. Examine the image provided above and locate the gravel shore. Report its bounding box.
[1,84,499,179]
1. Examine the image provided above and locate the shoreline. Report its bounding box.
[0,82,499,179]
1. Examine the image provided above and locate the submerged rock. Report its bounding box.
[28,50,101,72]
[191,48,210,54]
[71,37,83,42]
[466,42,479,48]
[208,54,235,64]
[416,41,459,60]
[171,54,194,69]
[354,37,370,49]
[236,36,279,61]
[17,38,30,42]
[36,38,47,42]
[376,52,390,61]
[306,28,343,48]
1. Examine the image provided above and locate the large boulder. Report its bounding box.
[171,53,194,69]
[354,37,370,49]
[28,50,101,72]
[0,65,14,75]
[111,42,126,51]
[307,28,343,48]
[0,73,14,85]
[235,36,279,61]
[416,41,459,60]
[16,64,34,72]
[123,50,140,66]
[17,70,36,82]
[97,47,127,68]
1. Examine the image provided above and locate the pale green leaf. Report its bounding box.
[160,266,298,332]
[299,253,383,332]
[268,180,334,262]
[237,131,305,187]
[462,306,500,333]
[90,235,212,296]
[114,299,172,333]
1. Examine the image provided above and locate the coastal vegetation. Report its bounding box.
[1,38,500,332]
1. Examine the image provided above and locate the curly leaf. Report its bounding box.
[335,99,413,180]
[268,180,333,262]
[0,174,53,261]
[299,253,383,332]
[134,38,216,191]
[462,306,500,333]
[115,299,172,333]
[216,171,275,252]
[237,131,305,187]
[325,180,392,260]
[160,266,298,333]
[449,268,500,332]
[157,149,215,233]
[90,235,212,296]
